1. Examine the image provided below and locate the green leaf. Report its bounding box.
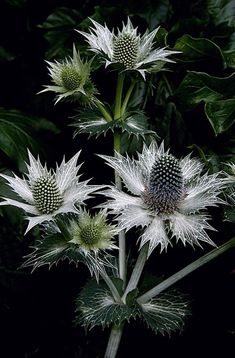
[0,108,59,168]
[175,71,235,111]
[75,279,140,329]
[174,34,224,64]
[205,99,235,134]
[223,50,235,69]
[126,288,139,307]
[4,0,26,7]
[38,7,82,59]
[224,207,235,223]
[139,291,190,335]
[0,46,16,62]
[207,0,235,27]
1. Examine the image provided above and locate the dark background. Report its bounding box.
[0,0,235,357]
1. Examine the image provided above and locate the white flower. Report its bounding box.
[39,46,97,104]
[99,142,225,255]
[0,150,101,233]
[77,18,179,78]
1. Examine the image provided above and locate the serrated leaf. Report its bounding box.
[174,34,224,64]
[73,108,156,139]
[0,108,59,168]
[75,279,140,329]
[205,99,235,134]
[22,223,111,279]
[139,291,190,335]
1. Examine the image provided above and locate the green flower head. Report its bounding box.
[39,46,97,104]
[69,209,118,254]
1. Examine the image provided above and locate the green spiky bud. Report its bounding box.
[69,210,117,253]
[61,66,82,91]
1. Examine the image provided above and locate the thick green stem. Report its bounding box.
[114,72,125,120]
[104,323,124,358]
[120,80,136,116]
[100,269,123,304]
[137,237,235,305]
[96,101,113,122]
[122,243,149,302]
[113,131,126,286]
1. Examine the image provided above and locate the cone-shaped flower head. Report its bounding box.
[99,142,226,255]
[0,150,102,233]
[39,46,97,104]
[69,209,118,254]
[78,18,179,78]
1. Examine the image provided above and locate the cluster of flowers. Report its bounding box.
[0,141,228,257]
[0,18,233,343]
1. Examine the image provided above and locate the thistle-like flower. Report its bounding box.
[39,46,97,104]
[99,142,225,255]
[69,209,118,254]
[0,150,101,233]
[78,18,179,78]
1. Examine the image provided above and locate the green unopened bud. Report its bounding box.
[69,210,117,253]
[61,66,82,91]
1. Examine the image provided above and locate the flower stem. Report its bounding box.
[137,237,235,305]
[122,243,149,302]
[113,131,126,286]
[100,269,123,304]
[96,101,113,122]
[121,80,136,116]
[104,323,124,358]
[114,72,125,120]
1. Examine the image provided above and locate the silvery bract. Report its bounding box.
[0,150,101,233]
[78,18,179,78]
[100,142,225,255]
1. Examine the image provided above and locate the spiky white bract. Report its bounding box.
[39,46,96,104]
[0,150,101,233]
[99,142,225,255]
[69,209,118,254]
[78,18,180,79]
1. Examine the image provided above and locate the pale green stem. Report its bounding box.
[104,323,124,358]
[113,131,126,286]
[122,243,149,303]
[120,80,136,116]
[100,269,123,304]
[96,101,113,122]
[137,237,235,305]
[114,72,125,120]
